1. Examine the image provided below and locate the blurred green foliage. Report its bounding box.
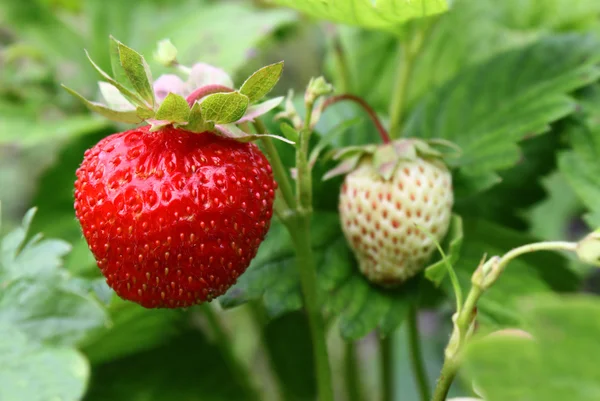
[2,0,600,400]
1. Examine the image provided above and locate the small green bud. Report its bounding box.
[305,76,333,104]
[154,39,178,67]
[576,229,600,267]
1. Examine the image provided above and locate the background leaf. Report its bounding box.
[84,329,250,401]
[559,85,600,227]
[405,33,600,177]
[0,323,90,401]
[271,0,448,35]
[464,295,600,401]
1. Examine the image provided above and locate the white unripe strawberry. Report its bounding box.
[328,139,454,286]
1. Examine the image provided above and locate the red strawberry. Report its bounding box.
[74,125,276,308]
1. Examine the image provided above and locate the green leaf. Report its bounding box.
[82,299,187,365]
[464,295,600,401]
[85,330,249,401]
[112,37,155,108]
[0,279,108,347]
[280,123,300,143]
[220,212,415,339]
[84,50,146,108]
[154,92,190,123]
[186,102,212,133]
[0,111,110,147]
[452,171,502,200]
[109,36,130,88]
[0,324,89,401]
[98,82,136,111]
[62,85,146,124]
[271,0,448,35]
[558,86,600,227]
[239,62,284,103]
[1,208,70,281]
[424,215,464,286]
[452,128,565,231]
[529,172,583,241]
[200,92,250,124]
[0,209,108,346]
[405,34,600,178]
[492,0,600,31]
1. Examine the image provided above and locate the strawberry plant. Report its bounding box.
[2,0,600,401]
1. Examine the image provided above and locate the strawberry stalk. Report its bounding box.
[408,304,430,401]
[380,336,394,401]
[287,82,335,401]
[344,341,363,401]
[431,240,581,401]
[185,84,234,106]
[322,94,391,144]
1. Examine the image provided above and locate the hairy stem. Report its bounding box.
[431,240,579,401]
[345,341,363,401]
[287,98,334,401]
[201,304,261,401]
[408,306,430,401]
[380,335,395,401]
[291,217,334,401]
[322,94,391,144]
[254,119,297,210]
[431,360,458,401]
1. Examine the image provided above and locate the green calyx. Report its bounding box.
[323,138,461,181]
[62,36,291,144]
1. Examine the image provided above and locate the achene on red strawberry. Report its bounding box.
[64,37,288,308]
[75,126,276,308]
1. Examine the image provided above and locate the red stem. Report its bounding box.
[321,94,391,144]
[186,84,234,106]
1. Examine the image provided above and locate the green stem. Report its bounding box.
[254,119,297,211]
[388,41,411,138]
[431,360,458,401]
[490,241,577,284]
[345,341,363,401]
[380,335,394,401]
[286,98,334,401]
[333,33,352,93]
[388,27,428,138]
[431,285,481,401]
[201,304,261,401]
[291,217,334,401]
[431,240,578,401]
[408,306,430,401]
[247,302,288,401]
